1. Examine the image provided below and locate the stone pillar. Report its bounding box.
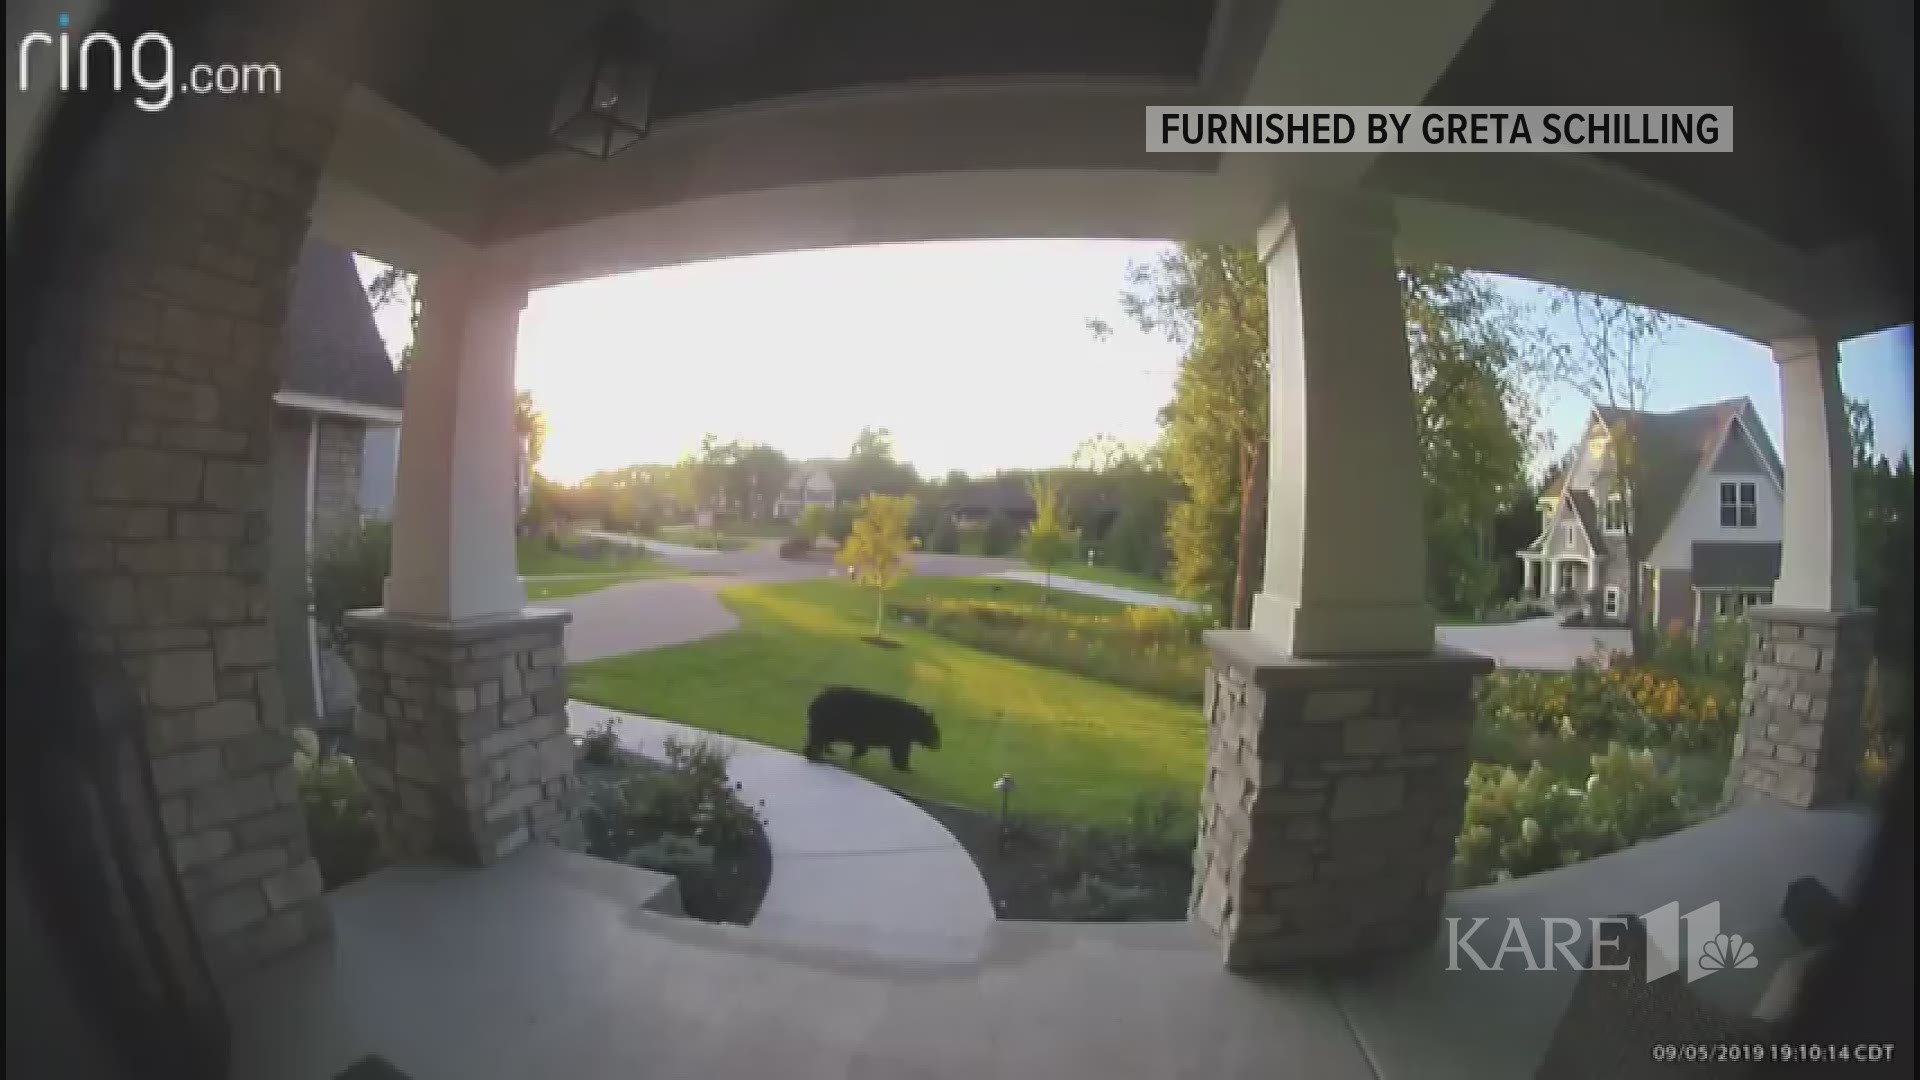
[341,255,578,864]
[1190,191,1490,971]
[344,610,578,864]
[1727,608,1875,808]
[13,4,358,981]
[1191,634,1492,968]
[1249,190,1434,657]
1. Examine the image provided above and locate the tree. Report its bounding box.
[1021,476,1080,596]
[837,495,919,637]
[731,443,791,520]
[794,504,830,544]
[1537,288,1672,653]
[1404,267,1535,617]
[835,426,919,501]
[980,510,1020,557]
[514,391,547,470]
[1093,244,1268,627]
[364,264,419,371]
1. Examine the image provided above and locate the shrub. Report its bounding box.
[980,511,1020,557]
[292,728,383,890]
[890,596,1207,701]
[308,519,392,642]
[581,719,619,765]
[1454,743,1691,888]
[926,514,960,554]
[1049,874,1159,921]
[581,736,765,856]
[579,736,768,922]
[825,504,857,544]
[794,504,830,543]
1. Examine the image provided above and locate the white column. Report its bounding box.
[384,262,529,622]
[1769,336,1858,611]
[1250,191,1434,656]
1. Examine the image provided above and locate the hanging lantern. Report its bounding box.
[550,8,658,160]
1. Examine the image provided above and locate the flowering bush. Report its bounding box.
[1475,657,1737,757]
[1454,743,1688,887]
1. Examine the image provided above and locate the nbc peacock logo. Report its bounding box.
[1644,901,1761,984]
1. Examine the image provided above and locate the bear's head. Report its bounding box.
[912,708,942,751]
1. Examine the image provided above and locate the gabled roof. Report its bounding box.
[1581,398,1780,552]
[277,237,404,411]
[1692,542,1783,588]
[1565,489,1604,548]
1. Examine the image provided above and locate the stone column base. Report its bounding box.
[342,608,580,865]
[1727,606,1875,809]
[1191,630,1492,971]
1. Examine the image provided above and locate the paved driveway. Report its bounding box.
[556,534,1030,662]
[1437,617,1631,671]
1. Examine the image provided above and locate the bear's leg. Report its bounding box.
[804,740,825,762]
[890,742,911,772]
[849,743,868,762]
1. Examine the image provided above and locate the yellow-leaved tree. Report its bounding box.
[837,494,920,636]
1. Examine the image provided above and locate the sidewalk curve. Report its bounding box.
[568,702,996,965]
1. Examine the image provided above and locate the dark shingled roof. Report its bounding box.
[1590,399,1779,551]
[278,237,404,410]
[1566,489,1604,547]
[1692,542,1783,588]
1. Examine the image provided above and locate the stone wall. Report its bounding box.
[18,7,355,980]
[311,414,367,548]
[1191,631,1491,971]
[343,610,579,865]
[1727,606,1875,809]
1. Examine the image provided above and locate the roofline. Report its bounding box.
[274,390,403,425]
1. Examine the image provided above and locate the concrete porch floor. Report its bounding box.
[225,801,1876,1080]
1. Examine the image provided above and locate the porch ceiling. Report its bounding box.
[354,0,1237,170]
[324,0,1912,341]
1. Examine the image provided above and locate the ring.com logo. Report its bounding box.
[16,13,282,113]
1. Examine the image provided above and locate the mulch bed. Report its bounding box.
[910,797,1191,922]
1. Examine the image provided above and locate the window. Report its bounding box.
[1603,493,1625,533]
[1711,589,1774,618]
[1603,586,1621,618]
[1719,481,1757,527]
[1563,523,1578,548]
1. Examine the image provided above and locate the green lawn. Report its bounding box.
[569,578,1206,825]
[889,576,1134,617]
[516,537,667,577]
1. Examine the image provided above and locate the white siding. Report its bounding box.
[1647,421,1784,570]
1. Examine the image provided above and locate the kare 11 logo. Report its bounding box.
[1448,901,1761,983]
[16,12,281,113]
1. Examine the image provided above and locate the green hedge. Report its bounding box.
[889,596,1210,702]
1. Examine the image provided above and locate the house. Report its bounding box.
[772,461,837,521]
[268,236,404,735]
[1518,398,1785,637]
[945,476,1121,535]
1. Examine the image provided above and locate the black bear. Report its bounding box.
[804,686,941,771]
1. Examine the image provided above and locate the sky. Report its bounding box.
[358,241,1913,487]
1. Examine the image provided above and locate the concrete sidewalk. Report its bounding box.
[988,569,1203,612]
[569,703,997,965]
